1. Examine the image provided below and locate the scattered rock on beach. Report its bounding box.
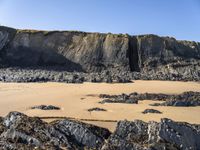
[142,109,162,114]
[100,93,138,104]
[31,105,60,110]
[151,91,200,107]
[99,91,200,106]
[87,107,107,112]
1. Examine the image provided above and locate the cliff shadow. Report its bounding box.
[3,46,84,72]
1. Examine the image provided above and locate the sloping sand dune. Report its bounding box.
[0,80,200,131]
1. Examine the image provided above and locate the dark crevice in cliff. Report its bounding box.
[128,36,140,72]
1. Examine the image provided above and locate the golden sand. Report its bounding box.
[0,80,200,132]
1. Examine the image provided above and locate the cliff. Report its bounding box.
[0,26,200,74]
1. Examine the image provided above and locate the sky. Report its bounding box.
[0,0,200,41]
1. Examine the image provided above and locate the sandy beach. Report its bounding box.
[0,80,200,131]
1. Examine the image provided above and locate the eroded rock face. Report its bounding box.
[1,111,73,149]
[1,26,131,72]
[0,26,199,81]
[53,119,111,149]
[0,112,200,149]
[148,119,200,150]
[0,111,111,149]
[0,31,9,50]
[105,119,200,150]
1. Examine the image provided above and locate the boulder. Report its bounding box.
[142,109,162,114]
[88,107,107,112]
[31,105,60,110]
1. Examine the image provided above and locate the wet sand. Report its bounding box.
[0,80,200,132]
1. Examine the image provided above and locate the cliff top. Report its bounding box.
[1,25,199,43]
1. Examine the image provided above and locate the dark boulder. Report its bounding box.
[88,107,107,112]
[142,109,162,114]
[31,105,60,110]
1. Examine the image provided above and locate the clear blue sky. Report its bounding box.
[0,0,200,41]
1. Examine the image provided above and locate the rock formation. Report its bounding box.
[0,112,200,149]
[31,105,60,110]
[142,109,162,114]
[99,91,200,107]
[0,26,199,81]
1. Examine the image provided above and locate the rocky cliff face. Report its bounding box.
[0,26,200,75]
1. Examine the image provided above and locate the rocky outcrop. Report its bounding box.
[53,119,111,149]
[0,26,131,72]
[148,118,200,150]
[0,112,200,149]
[142,109,162,114]
[100,93,138,104]
[0,26,199,81]
[137,35,200,81]
[99,91,200,107]
[31,105,60,110]
[103,119,200,150]
[1,111,73,149]
[88,107,107,112]
[151,91,200,106]
[0,111,111,149]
